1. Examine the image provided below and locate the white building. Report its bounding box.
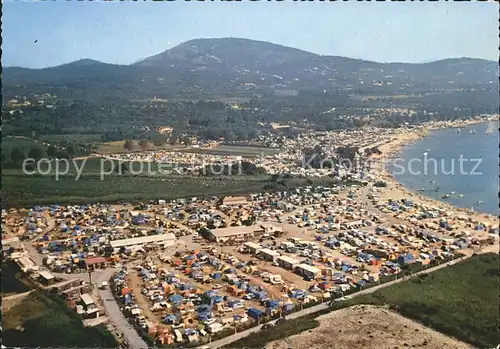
[109,233,177,251]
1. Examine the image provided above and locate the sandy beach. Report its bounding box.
[366,119,498,231]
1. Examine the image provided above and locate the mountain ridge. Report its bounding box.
[5,38,497,69]
[3,37,497,100]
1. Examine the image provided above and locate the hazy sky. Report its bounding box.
[3,1,498,68]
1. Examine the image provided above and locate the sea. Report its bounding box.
[387,121,499,216]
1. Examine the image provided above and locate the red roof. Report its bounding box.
[84,257,107,265]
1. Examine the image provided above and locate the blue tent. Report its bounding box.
[247,308,264,320]
[397,253,415,266]
[163,314,177,324]
[179,283,193,291]
[169,294,184,304]
[196,304,211,313]
[204,290,217,298]
[196,312,210,321]
[266,300,280,309]
[212,296,224,304]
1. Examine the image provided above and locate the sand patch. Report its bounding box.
[266,305,472,349]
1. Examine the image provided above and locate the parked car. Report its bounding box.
[212,284,223,289]
[203,319,217,326]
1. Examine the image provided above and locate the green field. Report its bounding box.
[2,171,270,207]
[2,157,343,207]
[39,133,103,142]
[96,141,180,154]
[330,253,500,349]
[2,290,118,348]
[1,262,33,295]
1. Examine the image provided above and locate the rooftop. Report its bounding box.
[80,293,95,306]
[296,263,322,274]
[277,255,300,265]
[209,226,257,238]
[243,242,262,249]
[109,233,177,248]
[259,248,281,256]
[39,271,55,280]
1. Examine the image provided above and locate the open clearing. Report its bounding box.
[266,305,472,349]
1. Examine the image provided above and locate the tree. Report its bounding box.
[47,145,57,158]
[138,139,149,151]
[28,146,46,160]
[152,135,167,147]
[66,144,75,158]
[123,139,134,151]
[183,135,192,147]
[10,147,25,165]
[168,131,179,146]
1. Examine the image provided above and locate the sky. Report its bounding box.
[3,1,498,69]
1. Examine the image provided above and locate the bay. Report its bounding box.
[388,121,499,216]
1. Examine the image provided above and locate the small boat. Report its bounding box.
[442,194,450,199]
[485,121,495,135]
[469,128,476,134]
[450,191,455,194]
[455,128,461,133]
[417,188,425,192]
[458,194,464,198]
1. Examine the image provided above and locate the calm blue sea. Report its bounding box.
[388,121,499,216]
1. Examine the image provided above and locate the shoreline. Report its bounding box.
[370,119,497,224]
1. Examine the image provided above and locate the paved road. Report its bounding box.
[49,267,148,349]
[200,253,473,349]
[98,279,149,349]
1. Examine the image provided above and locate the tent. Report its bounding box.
[247,308,264,320]
[169,294,184,304]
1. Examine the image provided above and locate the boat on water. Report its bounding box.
[417,188,425,192]
[469,128,476,134]
[455,128,461,133]
[442,194,450,199]
[458,194,464,198]
[485,121,495,134]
